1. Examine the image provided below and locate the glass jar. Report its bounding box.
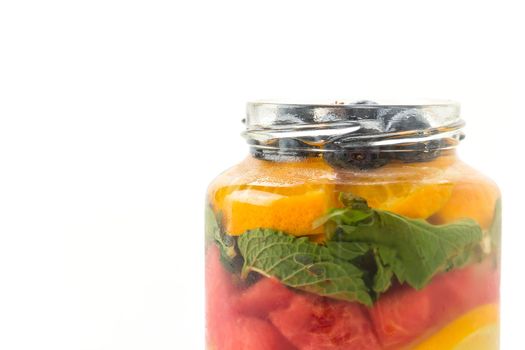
[205,100,501,350]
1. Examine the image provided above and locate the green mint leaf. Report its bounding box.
[205,206,238,270]
[313,193,373,230]
[326,241,370,261]
[372,247,395,293]
[205,206,221,246]
[445,247,479,271]
[313,208,373,243]
[237,229,373,306]
[339,192,371,210]
[326,198,483,290]
[489,198,502,255]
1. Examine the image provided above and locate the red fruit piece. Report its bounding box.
[432,259,499,316]
[369,283,433,348]
[370,260,500,348]
[220,316,297,350]
[270,294,381,350]
[206,248,296,350]
[205,247,239,348]
[236,277,295,318]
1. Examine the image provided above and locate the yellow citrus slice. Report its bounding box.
[344,182,453,219]
[413,303,499,350]
[454,324,499,350]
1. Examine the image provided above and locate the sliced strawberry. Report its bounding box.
[270,293,381,350]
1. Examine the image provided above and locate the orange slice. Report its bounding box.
[430,181,500,229]
[222,186,336,236]
[208,157,335,211]
[208,157,337,236]
[344,182,453,219]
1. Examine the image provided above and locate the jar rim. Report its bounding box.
[243,99,465,162]
[247,98,459,108]
[245,99,461,132]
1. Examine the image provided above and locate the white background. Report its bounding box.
[0,1,522,349]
